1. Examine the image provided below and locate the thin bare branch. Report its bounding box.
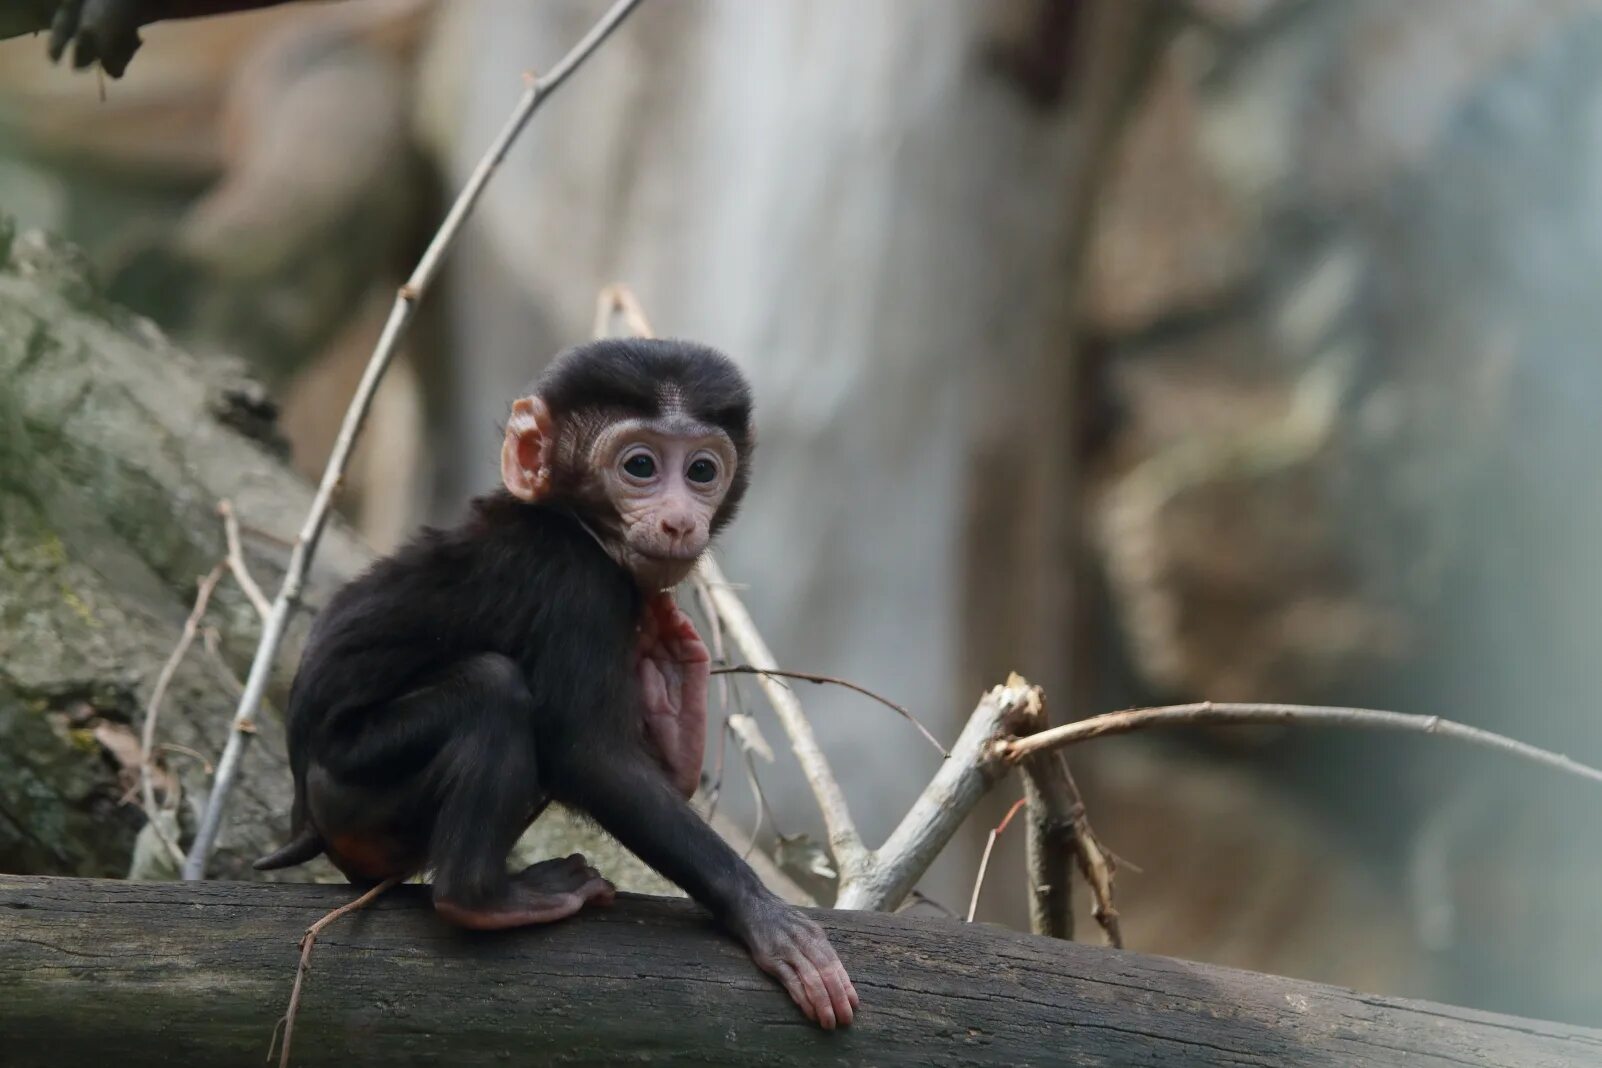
[966,797,1027,923]
[139,563,227,867]
[1001,702,1602,786]
[594,282,658,339]
[696,555,867,874]
[181,0,647,881]
[217,500,269,620]
[273,876,402,1068]
[155,742,215,775]
[711,665,949,758]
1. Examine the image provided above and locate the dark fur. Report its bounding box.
[258,340,765,917]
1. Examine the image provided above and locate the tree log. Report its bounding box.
[2,875,1598,1067]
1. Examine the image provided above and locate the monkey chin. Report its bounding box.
[622,548,704,592]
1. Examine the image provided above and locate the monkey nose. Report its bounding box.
[659,515,693,538]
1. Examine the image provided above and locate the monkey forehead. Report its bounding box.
[534,338,753,432]
[590,414,736,456]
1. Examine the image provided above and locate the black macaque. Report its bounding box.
[46,1,302,77]
[256,339,858,1028]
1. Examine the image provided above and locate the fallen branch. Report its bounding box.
[181,0,647,880]
[8,875,1600,1067]
[1000,701,1602,785]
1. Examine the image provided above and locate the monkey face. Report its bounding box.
[501,400,740,590]
[501,339,755,592]
[595,416,738,564]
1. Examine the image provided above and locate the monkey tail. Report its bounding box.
[252,826,326,871]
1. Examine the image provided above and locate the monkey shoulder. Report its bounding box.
[291,495,636,726]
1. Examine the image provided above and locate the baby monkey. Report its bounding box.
[257,339,857,1028]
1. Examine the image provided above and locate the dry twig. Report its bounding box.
[139,562,227,867]
[711,665,949,757]
[594,283,659,340]
[217,499,270,620]
[1001,702,1602,786]
[966,797,1028,923]
[1020,747,1122,946]
[181,0,647,880]
[271,876,403,1068]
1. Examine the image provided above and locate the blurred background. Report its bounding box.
[2,0,1600,1029]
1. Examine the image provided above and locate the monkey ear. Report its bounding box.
[501,396,554,501]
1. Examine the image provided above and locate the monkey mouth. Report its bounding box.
[634,545,706,563]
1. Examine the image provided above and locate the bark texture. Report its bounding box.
[4,874,1599,1068]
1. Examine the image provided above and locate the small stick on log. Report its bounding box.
[273,875,404,1068]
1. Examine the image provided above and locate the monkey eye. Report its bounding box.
[623,453,657,479]
[686,457,719,485]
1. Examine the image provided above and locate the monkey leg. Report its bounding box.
[406,654,614,929]
[306,653,614,926]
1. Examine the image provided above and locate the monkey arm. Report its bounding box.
[556,753,858,1029]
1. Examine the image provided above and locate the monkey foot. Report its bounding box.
[433,853,616,930]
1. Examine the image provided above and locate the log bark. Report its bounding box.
[3,875,1599,1068]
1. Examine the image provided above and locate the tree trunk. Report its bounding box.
[3,874,1598,1067]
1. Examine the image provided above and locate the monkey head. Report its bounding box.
[501,338,754,591]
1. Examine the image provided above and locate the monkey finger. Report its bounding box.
[794,956,838,1030]
[799,940,856,1026]
[825,964,858,1025]
[768,960,816,1024]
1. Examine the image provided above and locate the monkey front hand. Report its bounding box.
[636,592,709,800]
